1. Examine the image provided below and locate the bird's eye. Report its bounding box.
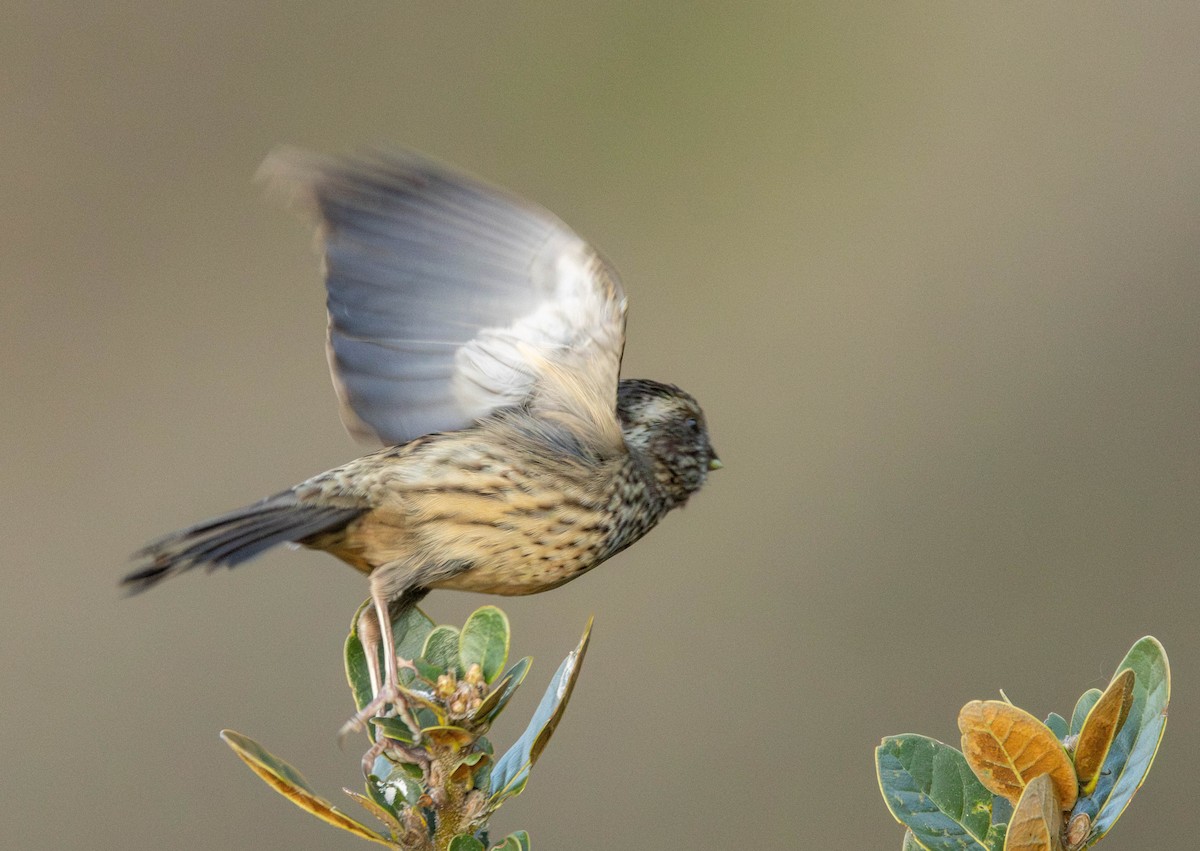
[684,417,700,433]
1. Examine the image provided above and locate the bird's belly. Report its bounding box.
[417,500,610,595]
[428,547,600,595]
[420,516,610,594]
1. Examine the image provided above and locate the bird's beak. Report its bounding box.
[708,456,723,471]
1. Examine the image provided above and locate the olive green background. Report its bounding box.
[4,3,1198,848]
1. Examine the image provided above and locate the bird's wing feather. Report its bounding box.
[261,149,627,453]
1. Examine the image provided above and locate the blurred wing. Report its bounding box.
[261,149,627,451]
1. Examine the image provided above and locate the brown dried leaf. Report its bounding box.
[1073,668,1135,795]
[958,700,1078,809]
[1004,773,1065,851]
[421,725,475,751]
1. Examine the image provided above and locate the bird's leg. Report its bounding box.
[354,601,430,776]
[376,589,405,700]
[356,603,383,698]
[340,588,420,742]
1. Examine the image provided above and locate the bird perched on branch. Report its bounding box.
[125,149,719,732]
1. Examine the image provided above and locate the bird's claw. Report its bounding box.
[359,736,430,780]
[360,737,389,778]
[339,685,403,745]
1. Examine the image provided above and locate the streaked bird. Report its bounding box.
[126,149,719,732]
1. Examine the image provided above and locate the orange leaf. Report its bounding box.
[958,700,1078,809]
[1004,773,1064,851]
[1073,668,1135,795]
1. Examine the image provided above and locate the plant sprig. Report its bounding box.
[223,603,591,850]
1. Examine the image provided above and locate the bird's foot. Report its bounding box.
[339,656,422,744]
[339,684,410,743]
[359,736,390,778]
[359,735,429,779]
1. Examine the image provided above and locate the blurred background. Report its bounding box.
[4,3,1198,848]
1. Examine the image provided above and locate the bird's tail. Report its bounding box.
[123,490,364,593]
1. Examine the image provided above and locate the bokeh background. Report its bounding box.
[4,3,1198,848]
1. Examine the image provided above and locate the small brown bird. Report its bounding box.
[125,149,719,729]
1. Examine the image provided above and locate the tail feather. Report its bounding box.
[198,512,312,566]
[124,491,364,592]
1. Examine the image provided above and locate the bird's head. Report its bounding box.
[617,378,720,507]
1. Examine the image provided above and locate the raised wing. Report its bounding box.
[261,149,628,451]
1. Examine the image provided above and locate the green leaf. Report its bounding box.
[1044,713,1069,741]
[394,606,438,664]
[448,834,485,851]
[345,599,376,715]
[489,618,592,809]
[459,606,510,684]
[414,705,443,730]
[220,730,396,847]
[1071,636,1170,842]
[344,788,402,838]
[455,750,489,770]
[903,828,930,850]
[423,625,462,676]
[1070,689,1102,737]
[367,756,395,803]
[414,658,445,684]
[371,717,415,744]
[989,795,1012,835]
[875,734,1005,851]
[494,830,531,850]
[474,657,533,724]
[370,762,424,809]
[397,683,449,719]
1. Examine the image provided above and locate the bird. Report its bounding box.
[125,148,720,734]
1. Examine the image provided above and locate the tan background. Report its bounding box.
[4,3,1198,849]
